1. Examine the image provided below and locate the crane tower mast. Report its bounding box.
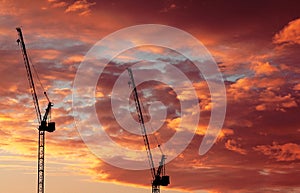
[16,27,55,193]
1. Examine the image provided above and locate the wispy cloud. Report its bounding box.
[65,0,96,16]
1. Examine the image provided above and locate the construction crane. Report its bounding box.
[16,27,55,193]
[127,68,170,193]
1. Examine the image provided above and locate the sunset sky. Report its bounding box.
[1,0,300,193]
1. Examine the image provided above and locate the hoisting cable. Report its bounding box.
[141,100,164,155]
[28,54,47,94]
[27,49,52,121]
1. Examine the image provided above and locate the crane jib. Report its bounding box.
[127,68,156,177]
[16,27,42,123]
[127,68,170,193]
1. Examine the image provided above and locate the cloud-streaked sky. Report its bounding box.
[1,0,300,193]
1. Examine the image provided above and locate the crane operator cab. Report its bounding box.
[161,175,170,186]
[153,175,170,186]
[39,121,55,132]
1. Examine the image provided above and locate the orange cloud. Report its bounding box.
[65,0,96,16]
[217,128,234,141]
[273,18,300,45]
[257,91,298,111]
[228,76,285,102]
[225,139,247,155]
[0,0,22,15]
[255,104,266,111]
[50,1,68,8]
[293,83,300,91]
[254,142,300,161]
[251,61,279,76]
